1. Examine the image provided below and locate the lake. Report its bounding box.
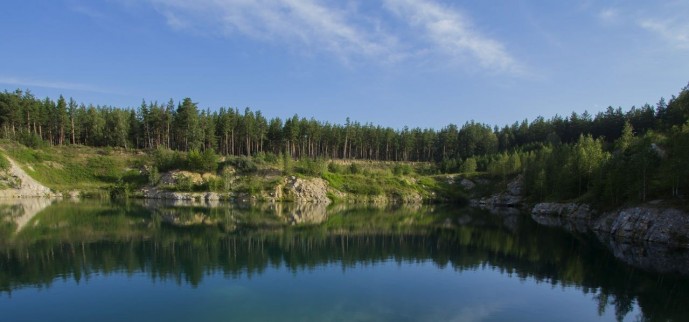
[0,199,687,321]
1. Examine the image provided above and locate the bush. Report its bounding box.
[392,163,413,176]
[148,166,160,185]
[109,179,131,199]
[282,153,292,175]
[328,162,343,174]
[17,132,46,148]
[187,149,218,172]
[225,156,258,173]
[460,158,477,174]
[255,152,278,164]
[297,158,327,176]
[348,163,361,174]
[0,153,10,171]
[175,175,193,192]
[154,148,184,172]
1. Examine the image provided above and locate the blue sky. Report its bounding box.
[1,0,688,129]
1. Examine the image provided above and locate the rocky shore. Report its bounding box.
[531,202,689,248]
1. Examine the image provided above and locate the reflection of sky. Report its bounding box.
[0,260,639,322]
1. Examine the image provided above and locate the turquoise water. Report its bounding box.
[0,200,687,321]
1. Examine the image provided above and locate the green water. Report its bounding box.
[0,200,687,321]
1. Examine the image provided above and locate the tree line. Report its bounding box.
[1,84,686,165]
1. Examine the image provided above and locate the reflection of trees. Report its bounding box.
[0,201,687,321]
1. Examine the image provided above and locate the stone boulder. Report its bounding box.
[284,177,331,204]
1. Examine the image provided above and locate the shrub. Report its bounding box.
[226,156,258,173]
[175,175,193,191]
[392,163,413,176]
[297,158,327,176]
[109,179,131,199]
[282,153,292,175]
[154,148,184,172]
[327,162,343,174]
[0,154,10,171]
[17,132,46,148]
[148,166,160,185]
[187,149,219,172]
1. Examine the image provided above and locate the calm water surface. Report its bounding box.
[0,199,687,321]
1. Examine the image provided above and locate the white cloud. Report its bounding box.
[639,19,689,49]
[146,0,398,63]
[0,76,118,94]
[383,0,521,73]
[143,0,521,73]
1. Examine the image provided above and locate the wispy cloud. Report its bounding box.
[383,0,521,73]
[142,0,521,73]
[639,19,689,49]
[597,8,619,24]
[0,76,119,94]
[146,0,398,63]
[596,3,689,50]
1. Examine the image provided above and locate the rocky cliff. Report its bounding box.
[531,202,689,248]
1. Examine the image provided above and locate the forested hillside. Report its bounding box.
[1,83,688,206]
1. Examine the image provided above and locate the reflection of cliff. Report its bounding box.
[0,198,55,233]
[596,234,689,275]
[274,202,329,225]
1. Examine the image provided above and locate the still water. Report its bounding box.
[0,199,687,321]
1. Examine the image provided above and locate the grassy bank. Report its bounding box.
[0,141,468,203]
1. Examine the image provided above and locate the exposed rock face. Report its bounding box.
[593,207,689,247]
[284,177,331,204]
[531,202,689,248]
[459,178,475,190]
[472,175,523,207]
[0,157,58,198]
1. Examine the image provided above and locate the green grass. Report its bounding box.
[0,153,10,171]
[0,141,464,203]
[1,142,147,192]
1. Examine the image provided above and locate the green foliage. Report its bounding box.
[282,153,292,175]
[175,175,193,192]
[225,155,258,173]
[296,158,327,176]
[392,163,412,176]
[186,149,219,172]
[87,156,120,182]
[460,158,477,174]
[153,148,184,172]
[348,163,361,174]
[109,179,132,199]
[148,166,160,185]
[255,152,278,164]
[17,132,46,148]
[0,153,9,171]
[327,162,343,174]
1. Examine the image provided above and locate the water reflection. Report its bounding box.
[0,198,55,236]
[0,200,687,321]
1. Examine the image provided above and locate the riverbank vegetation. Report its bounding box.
[0,83,688,206]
